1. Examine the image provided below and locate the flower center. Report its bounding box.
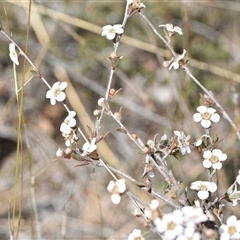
[167,221,176,230]
[210,155,219,164]
[112,185,119,194]
[228,226,237,236]
[200,184,208,191]
[53,88,61,97]
[65,118,70,125]
[202,112,211,120]
[109,28,116,34]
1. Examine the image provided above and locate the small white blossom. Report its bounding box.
[82,138,97,154]
[127,0,146,9]
[97,98,105,107]
[181,206,208,224]
[154,210,184,239]
[190,181,217,200]
[128,229,145,240]
[60,111,77,134]
[56,148,64,158]
[153,206,207,239]
[219,215,240,240]
[174,131,191,155]
[144,199,160,220]
[203,149,227,170]
[193,106,220,128]
[46,81,68,105]
[107,179,126,204]
[9,43,19,65]
[193,138,202,147]
[150,199,159,210]
[159,23,183,35]
[163,49,186,70]
[62,131,78,147]
[101,24,124,40]
[176,228,201,240]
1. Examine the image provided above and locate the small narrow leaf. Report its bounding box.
[30,69,41,77]
[116,127,127,134]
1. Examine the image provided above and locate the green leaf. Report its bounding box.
[30,69,41,77]
[229,191,240,200]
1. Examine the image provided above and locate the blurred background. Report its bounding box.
[0,0,240,239]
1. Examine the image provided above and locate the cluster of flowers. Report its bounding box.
[129,200,208,240]
[129,204,240,240]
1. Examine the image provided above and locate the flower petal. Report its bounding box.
[111,193,121,204]
[50,97,56,105]
[210,113,220,123]
[207,107,216,114]
[212,162,222,170]
[59,82,68,90]
[203,150,212,159]
[46,90,53,98]
[116,179,126,193]
[212,149,222,156]
[69,111,76,118]
[82,142,90,152]
[197,106,207,113]
[9,43,16,52]
[107,180,115,192]
[208,182,217,192]
[106,32,116,40]
[200,119,211,128]
[193,113,202,122]
[190,181,201,190]
[52,81,60,89]
[203,159,212,168]
[9,52,19,65]
[56,92,66,102]
[198,190,209,200]
[220,153,227,161]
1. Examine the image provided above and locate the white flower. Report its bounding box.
[174,131,191,155]
[193,106,220,128]
[144,199,160,220]
[154,210,184,239]
[194,138,202,147]
[101,24,124,40]
[128,229,145,240]
[150,199,159,210]
[82,138,97,154]
[60,111,77,134]
[97,98,105,107]
[176,228,201,240]
[203,149,227,170]
[127,0,146,9]
[237,170,240,185]
[219,215,240,240]
[9,43,19,65]
[107,179,126,204]
[190,181,217,200]
[46,81,68,105]
[164,49,186,70]
[62,131,78,147]
[56,148,64,158]
[159,23,183,35]
[181,206,208,224]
